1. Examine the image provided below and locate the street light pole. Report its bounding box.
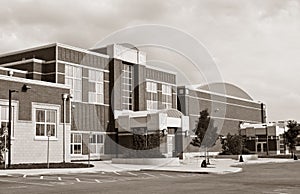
[263,124,269,155]
[8,89,18,168]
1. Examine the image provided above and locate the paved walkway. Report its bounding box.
[0,158,298,176]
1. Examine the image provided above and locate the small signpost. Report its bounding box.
[47,129,51,169]
[3,127,8,169]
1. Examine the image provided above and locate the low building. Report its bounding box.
[240,122,286,155]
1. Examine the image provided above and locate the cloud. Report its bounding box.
[0,0,299,121]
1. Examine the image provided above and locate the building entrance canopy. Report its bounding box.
[114,109,189,133]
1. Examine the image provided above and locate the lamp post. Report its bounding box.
[263,124,269,155]
[62,93,72,163]
[8,84,31,168]
[8,89,18,168]
[47,129,51,168]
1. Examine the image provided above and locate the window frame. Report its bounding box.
[71,133,82,155]
[65,64,82,102]
[35,109,57,138]
[88,69,104,104]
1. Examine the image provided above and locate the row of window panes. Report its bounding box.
[146,82,157,93]
[90,134,104,144]
[162,102,172,109]
[65,65,82,101]
[123,78,132,84]
[35,109,56,137]
[122,64,133,110]
[89,93,104,104]
[0,106,8,121]
[89,70,103,82]
[122,104,132,110]
[123,97,132,104]
[65,65,81,79]
[147,100,158,110]
[162,85,172,95]
[124,65,132,71]
[162,95,172,103]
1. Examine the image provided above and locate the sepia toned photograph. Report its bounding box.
[0,0,299,193]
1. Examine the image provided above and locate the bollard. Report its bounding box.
[201,159,207,168]
[294,155,298,160]
[239,155,244,162]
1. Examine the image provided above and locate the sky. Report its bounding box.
[0,0,300,122]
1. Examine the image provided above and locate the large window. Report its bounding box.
[88,70,104,104]
[147,100,158,110]
[35,109,56,137]
[89,134,104,154]
[65,65,82,101]
[122,64,133,110]
[146,82,157,93]
[162,84,172,109]
[71,133,82,155]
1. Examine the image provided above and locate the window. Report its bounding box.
[162,84,172,109]
[71,133,82,154]
[35,109,57,137]
[89,134,104,154]
[162,85,172,95]
[146,82,157,93]
[0,106,10,136]
[65,65,82,101]
[88,70,104,104]
[122,64,133,110]
[147,100,158,110]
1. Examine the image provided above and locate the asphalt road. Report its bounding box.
[0,162,300,194]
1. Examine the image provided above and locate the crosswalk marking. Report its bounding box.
[142,173,156,177]
[101,172,105,174]
[95,179,101,183]
[40,176,43,179]
[127,172,138,176]
[23,175,27,178]
[113,171,120,176]
[160,174,175,178]
[58,177,62,181]
[75,178,81,182]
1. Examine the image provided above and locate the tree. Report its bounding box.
[221,133,244,155]
[284,120,300,156]
[190,109,218,149]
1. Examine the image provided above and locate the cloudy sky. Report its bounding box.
[1,0,300,122]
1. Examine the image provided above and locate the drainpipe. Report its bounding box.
[62,94,68,163]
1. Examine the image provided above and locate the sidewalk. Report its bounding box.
[0,158,297,176]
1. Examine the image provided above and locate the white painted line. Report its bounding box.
[101,172,105,174]
[40,176,43,179]
[127,172,138,176]
[0,179,53,187]
[58,177,62,181]
[23,175,27,178]
[75,178,81,182]
[113,171,121,176]
[142,173,156,177]
[95,179,102,183]
[160,174,175,178]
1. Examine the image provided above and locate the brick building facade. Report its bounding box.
[0,43,265,164]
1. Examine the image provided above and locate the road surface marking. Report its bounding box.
[160,174,175,178]
[23,175,27,178]
[75,178,81,182]
[40,176,43,179]
[101,172,105,174]
[142,173,156,177]
[0,179,53,187]
[113,171,121,175]
[127,172,138,176]
[95,179,102,183]
[58,177,62,181]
